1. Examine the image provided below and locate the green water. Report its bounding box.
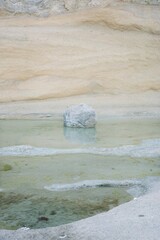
[0,118,160,148]
[0,119,160,229]
[0,155,159,190]
[0,187,132,229]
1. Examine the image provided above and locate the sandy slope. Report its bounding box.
[0,3,160,116]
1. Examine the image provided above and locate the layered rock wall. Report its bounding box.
[0,1,160,104]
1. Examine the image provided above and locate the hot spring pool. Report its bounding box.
[0,118,160,229]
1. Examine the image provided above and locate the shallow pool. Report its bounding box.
[0,119,160,229]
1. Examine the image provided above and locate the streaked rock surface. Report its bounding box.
[0,2,160,113]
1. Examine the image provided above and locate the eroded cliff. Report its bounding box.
[0,1,159,112]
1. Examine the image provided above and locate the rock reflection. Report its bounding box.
[64,127,96,144]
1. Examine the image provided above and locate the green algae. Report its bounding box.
[2,164,12,171]
[0,187,132,230]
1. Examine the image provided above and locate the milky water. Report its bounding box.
[0,119,160,229]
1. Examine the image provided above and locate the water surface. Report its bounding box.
[0,119,159,229]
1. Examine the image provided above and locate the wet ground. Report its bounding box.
[0,119,159,229]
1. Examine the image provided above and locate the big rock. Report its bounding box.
[64,104,96,128]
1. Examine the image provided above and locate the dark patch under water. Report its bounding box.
[0,186,132,230]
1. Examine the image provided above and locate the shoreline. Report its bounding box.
[0,94,160,120]
[0,176,160,240]
[0,101,159,239]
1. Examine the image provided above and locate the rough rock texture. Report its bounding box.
[64,104,96,128]
[0,0,159,16]
[0,0,116,16]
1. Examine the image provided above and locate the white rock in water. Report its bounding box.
[64,104,96,128]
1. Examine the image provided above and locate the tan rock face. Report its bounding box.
[0,2,160,106]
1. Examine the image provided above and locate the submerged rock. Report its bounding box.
[63,104,96,128]
[38,216,49,221]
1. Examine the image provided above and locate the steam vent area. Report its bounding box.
[0,0,160,240]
